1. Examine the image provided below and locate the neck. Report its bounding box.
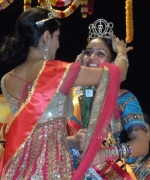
[25,47,44,62]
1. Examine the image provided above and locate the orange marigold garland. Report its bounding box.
[0,0,14,10]
[125,0,133,43]
[24,0,31,10]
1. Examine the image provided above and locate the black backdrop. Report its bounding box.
[0,0,150,115]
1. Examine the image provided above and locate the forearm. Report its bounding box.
[66,136,81,150]
[114,50,129,82]
[127,131,149,157]
[66,136,76,149]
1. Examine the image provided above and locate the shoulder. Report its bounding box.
[119,89,129,96]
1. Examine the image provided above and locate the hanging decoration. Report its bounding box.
[0,0,14,10]
[53,0,81,18]
[24,0,31,10]
[49,0,73,7]
[125,0,133,43]
[0,0,94,18]
[81,0,88,18]
[87,0,94,15]
[38,0,81,18]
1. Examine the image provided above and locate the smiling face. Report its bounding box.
[82,38,113,67]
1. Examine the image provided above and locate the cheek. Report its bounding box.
[82,56,90,65]
[97,57,107,64]
[147,132,150,142]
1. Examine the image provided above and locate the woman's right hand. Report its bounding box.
[75,50,85,65]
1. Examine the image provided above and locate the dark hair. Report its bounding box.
[0,7,60,64]
[86,37,116,62]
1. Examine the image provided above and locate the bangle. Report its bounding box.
[115,143,133,159]
[104,145,119,161]
[117,51,127,57]
[115,55,129,67]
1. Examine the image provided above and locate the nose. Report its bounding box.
[90,53,97,61]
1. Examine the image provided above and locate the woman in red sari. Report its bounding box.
[0,7,129,180]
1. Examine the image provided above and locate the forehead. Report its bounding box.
[86,39,108,49]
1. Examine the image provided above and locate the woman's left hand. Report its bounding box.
[110,34,133,54]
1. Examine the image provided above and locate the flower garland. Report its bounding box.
[24,0,31,10]
[50,0,73,7]
[38,0,80,18]
[38,0,73,7]
[125,0,133,43]
[0,0,14,10]
[81,0,88,18]
[0,0,93,18]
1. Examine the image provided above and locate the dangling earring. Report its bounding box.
[43,46,48,60]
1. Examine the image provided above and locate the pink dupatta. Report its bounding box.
[73,62,121,180]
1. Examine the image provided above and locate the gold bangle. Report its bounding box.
[115,55,129,67]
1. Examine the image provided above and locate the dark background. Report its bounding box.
[0,0,150,114]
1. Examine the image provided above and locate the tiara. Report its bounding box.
[87,19,114,42]
[36,1,55,28]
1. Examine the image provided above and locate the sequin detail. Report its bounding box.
[2,119,74,180]
[1,75,19,115]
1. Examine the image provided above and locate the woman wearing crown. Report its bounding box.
[0,5,131,180]
[67,19,148,180]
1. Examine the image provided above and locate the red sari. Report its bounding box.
[1,60,80,179]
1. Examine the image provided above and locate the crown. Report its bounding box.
[87,19,114,42]
[36,1,55,28]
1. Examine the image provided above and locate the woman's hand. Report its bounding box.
[75,50,85,65]
[67,129,87,151]
[111,34,133,55]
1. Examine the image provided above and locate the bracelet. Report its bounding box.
[104,145,119,161]
[115,143,133,159]
[117,51,127,57]
[115,55,129,67]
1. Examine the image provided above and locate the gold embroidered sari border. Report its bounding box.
[82,68,110,156]
[5,60,47,135]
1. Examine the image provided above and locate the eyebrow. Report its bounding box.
[86,47,106,51]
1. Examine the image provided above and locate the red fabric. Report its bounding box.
[73,62,121,180]
[67,119,82,136]
[3,60,72,167]
[60,62,80,95]
[94,161,132,180]
[0,156,3,176]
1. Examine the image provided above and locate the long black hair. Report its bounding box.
[0,7,60,64]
